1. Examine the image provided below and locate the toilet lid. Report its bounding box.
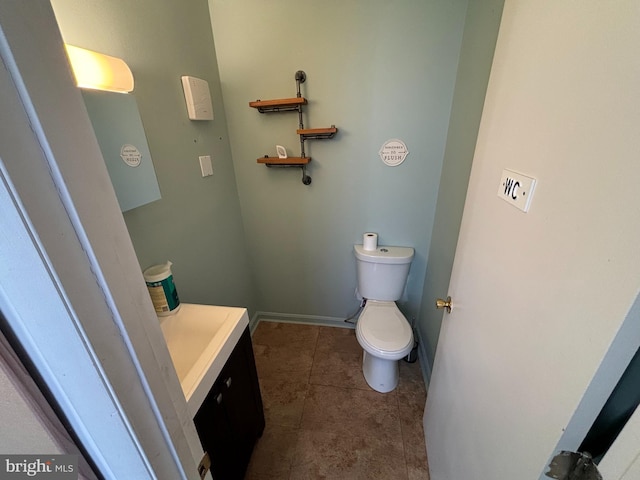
[357,302,413,353]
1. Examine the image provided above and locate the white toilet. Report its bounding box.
[354,244,414,393]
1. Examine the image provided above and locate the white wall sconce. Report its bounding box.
[65,44,134,93]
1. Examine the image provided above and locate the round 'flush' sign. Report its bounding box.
[379,139,409,166]
[120,144,142,167]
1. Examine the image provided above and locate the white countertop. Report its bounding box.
[159,303,249,417]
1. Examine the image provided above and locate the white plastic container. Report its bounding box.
[143,261,181,316]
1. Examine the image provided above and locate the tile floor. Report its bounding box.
[246,321,429,480]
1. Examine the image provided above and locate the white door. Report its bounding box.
[424,1,640,479]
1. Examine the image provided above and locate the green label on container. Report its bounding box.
[146,275,180,313]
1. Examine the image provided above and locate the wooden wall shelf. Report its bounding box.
[249,97,306,113]
[249,70,336,185]
[257,156,311,165]
[297,127,338,140]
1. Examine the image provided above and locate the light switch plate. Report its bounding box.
[199,155,213,177]
[497,169,536,212]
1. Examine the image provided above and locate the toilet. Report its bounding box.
[354,244,414,393]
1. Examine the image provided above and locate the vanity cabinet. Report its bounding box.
[193,327,264,480]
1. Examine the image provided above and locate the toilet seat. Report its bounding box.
[356,301,413,360]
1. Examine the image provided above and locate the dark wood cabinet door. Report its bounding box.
[218,329,265,470]
[194,382,239,480]
[194,327,265,480]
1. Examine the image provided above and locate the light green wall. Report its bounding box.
[51,0,256,311]
[419,0,505,373]
[210,0,468,321]
[51,0,504,366]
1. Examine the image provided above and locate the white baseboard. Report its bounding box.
[414,327,432,390]
[249,311,261,333]
[251,311,355,333]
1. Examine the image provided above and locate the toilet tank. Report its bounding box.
[354,245,414,301]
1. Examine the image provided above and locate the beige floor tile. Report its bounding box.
[398,386,426,421]
[259,377,309,428]
[253,321,320,349]
[290,428,408,480]
[408,464,431,480]
[254,343,314,383]
[398,368,426,398]
[397,360,427,420]
[315,326,360,353]
[397,360,429,477]
[401,414,429,478]
[245,423,298,479]
[398,360,426,394]
[309,348,371,391]
[309,327,372,390]
[301,384,402,436]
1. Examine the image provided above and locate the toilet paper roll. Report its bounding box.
[363,232,378,251]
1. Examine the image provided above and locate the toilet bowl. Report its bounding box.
[356,300,413,393]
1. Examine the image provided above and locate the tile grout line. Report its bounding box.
[396,386,411,479]
[287,325,322,478]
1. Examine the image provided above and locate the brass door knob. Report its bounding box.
[435,296,452,313]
